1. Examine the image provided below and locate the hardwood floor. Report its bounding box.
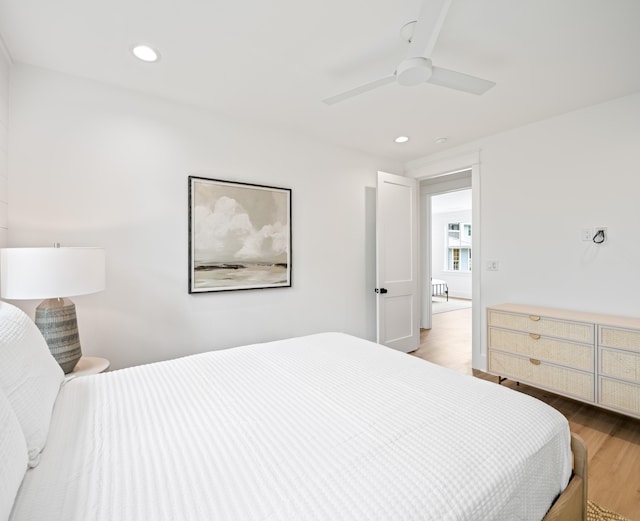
[412,307,640,520]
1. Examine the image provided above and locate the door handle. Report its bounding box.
[375,288,388,294]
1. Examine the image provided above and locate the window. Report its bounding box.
[447,222,471,271]
[450,248,460,270]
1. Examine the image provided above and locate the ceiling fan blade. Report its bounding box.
[428,66,495,95]
[322,75,396,105]
[408,0,452,58]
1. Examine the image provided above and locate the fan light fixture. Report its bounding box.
[395,136,410,143]
[322,0,495,105]
[132,44,160,62]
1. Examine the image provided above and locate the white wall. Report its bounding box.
[8,64,401,369]
[431,209,472,299]
[0,45,8,247]
[407,91,640,370]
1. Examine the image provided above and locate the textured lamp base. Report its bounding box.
[35,298,82,373]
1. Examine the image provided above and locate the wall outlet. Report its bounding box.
[486,260,499,271]
[581,228,593,241]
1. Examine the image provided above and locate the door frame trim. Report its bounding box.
[406,150,485,371]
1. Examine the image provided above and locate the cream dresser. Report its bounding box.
[487,303,640,419]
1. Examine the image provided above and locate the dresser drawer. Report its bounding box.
[488,310,594,343]
[599,377,640,417]
[488,327,593,371]
[599,326,640,354]
[599,348,640,384]
[489,350,594,402]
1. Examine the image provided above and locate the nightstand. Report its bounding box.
[64,356,110,381]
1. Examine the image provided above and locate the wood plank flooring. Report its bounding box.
[412,307,640,520]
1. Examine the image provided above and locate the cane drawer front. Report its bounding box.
[599,326,640,354]
[488,327,593,372]
[488,310,594,344]
[599,348,640,384]
[489,350,594,402]
[598,377,640,418]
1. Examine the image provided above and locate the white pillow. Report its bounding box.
[0,302,63,467]
[0,388,28,521]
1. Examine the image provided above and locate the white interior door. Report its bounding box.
[376,171,419,352]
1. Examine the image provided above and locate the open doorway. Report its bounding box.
[419,169,472,327]
[418,170,473,368]
[411,152,483,370]
[420,188,473,371]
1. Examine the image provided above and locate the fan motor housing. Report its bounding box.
[396,57,433,86]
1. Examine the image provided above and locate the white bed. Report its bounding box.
[0,303,582,521]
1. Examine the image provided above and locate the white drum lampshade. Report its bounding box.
[0,246,106,373]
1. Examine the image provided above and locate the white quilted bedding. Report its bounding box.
[10,333,571,521]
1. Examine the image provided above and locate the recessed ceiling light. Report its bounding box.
[435,137,448,144]
[394,136,409,144]
[132,45,160,63]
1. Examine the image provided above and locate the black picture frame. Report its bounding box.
[188,176,292,293]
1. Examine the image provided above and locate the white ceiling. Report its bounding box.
[1,0,639,163]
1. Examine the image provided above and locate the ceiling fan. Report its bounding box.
[322,0,495,105]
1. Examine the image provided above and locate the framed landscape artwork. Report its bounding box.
[188,176,292,293]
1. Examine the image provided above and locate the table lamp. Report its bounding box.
[0,245,106,373]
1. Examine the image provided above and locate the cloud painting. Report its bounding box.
[189,177,291,292]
